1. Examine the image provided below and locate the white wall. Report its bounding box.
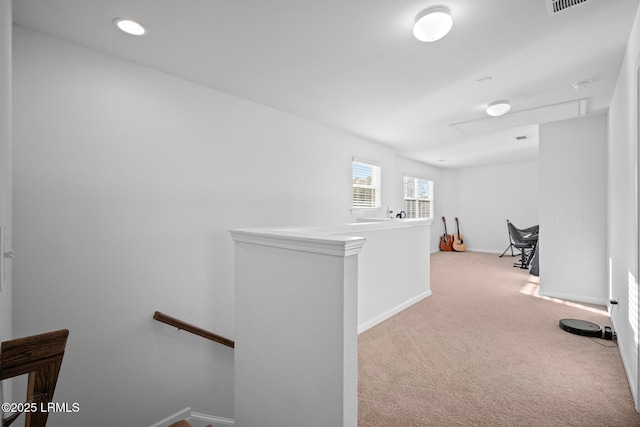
[345,222,431,332]
[11,27,450,426]
[458,161,539,253]
[539,114,608,304]
[0,0,12,405]
[608,4,640,409]
[433,168,462,250]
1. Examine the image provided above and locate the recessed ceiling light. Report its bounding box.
[114,18,147,36]
[486,100,511,117]
[413,6,453,42]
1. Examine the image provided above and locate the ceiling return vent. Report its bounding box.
[547,0,589,15]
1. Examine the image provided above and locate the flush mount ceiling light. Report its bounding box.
[486,100,511,117]
[114,18,147,36]
[572,80,591,90]
[413,6,453,42]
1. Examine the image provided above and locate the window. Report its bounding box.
[403,176,432,219]
[352,160,381,209]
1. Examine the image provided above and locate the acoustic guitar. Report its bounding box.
[440,217,453,251]
[452,217,466,252]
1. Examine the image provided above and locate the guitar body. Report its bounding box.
[440,234,454,251]
[453,233,466,252]
[440,217,454,251]
[452,217,466,252]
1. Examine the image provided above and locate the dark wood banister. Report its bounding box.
[153,311,235,349]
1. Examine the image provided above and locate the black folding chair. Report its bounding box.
[500,220,539,269]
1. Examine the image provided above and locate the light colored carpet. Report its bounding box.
[358,251,640,426]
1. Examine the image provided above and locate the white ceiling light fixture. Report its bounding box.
[486,100,511,117]
[413,6,453,42]
[114,18,147,36]
[572,80,591,90]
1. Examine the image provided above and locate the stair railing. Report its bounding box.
[153,311,234,349]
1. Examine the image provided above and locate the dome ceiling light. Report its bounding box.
[572,80,591,90]
[413,6,453,42]
[114,18,147,36]
[486,100,511,117]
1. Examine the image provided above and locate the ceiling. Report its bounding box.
[12,0,640,168]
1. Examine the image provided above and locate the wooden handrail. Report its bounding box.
[153,311,235,349]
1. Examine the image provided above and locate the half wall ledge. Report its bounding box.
[229,228,366,257]
[229,219,432,427]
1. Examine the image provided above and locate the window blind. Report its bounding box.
[353,161,381,208]
[403,175,432,219]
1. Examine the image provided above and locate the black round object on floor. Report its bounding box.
[559,318,602,337]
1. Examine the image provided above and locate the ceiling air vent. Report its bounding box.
[547,0,589,16]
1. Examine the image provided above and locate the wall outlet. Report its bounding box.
[567,213,583,223]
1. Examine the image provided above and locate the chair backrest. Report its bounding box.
[507,221,539,244]
[0,329,69,427]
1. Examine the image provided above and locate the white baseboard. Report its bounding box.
[537,290,608,306]
[150,407,234,427]
[358,290,432,334]
[431,248,506,255]
[189,411,235,426]
[467,248,504,255]
[611,316,639,411]
[149,407,192,427]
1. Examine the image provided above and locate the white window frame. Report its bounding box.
[403,175,433,219]
[352,158,381,210]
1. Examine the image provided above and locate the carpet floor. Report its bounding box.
[358,251,640,426]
